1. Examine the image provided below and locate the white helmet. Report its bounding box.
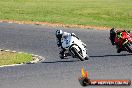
[56,30,63,37]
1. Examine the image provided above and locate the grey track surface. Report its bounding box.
[0,23,132,88]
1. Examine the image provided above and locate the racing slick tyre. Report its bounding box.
[71,47,85,61]
[124,43,132,53]
[84,56,89,60]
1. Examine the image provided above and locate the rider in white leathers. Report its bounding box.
[55,30,86,59]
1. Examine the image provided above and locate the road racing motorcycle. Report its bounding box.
[110,29,132,53]
[61,34,89,61]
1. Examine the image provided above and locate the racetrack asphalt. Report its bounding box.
[0,22,132,88]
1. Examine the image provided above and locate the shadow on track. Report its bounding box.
[90,53,132,58]
[42,59,79,64]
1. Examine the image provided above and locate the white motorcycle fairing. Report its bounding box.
[61,34,88,61]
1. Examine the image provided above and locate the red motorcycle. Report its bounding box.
[110,28,132,53]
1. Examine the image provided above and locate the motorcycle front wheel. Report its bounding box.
[84,56,89,60]
[71,47,85,61]
[124,42,132,53]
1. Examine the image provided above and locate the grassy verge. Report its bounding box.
[0,0,131,29]
[0,51,32,66]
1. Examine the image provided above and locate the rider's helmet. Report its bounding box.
[56,30,63,38]
[110,28,116,35]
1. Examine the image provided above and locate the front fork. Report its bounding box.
[123,39,128,45]
[122,39,131,51]
[69,45,81,58]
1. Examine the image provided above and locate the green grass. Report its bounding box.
[0,51,32,66]
[0,0,131,29]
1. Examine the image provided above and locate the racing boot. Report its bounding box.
[117,48,122,53]
[59,49,66,59]
[116,44,123,53]
[117,46,124,53]
[59,54,65,59]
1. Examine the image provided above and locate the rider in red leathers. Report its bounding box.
[110,28,131,53]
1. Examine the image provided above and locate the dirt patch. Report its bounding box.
[0,20,120,30]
